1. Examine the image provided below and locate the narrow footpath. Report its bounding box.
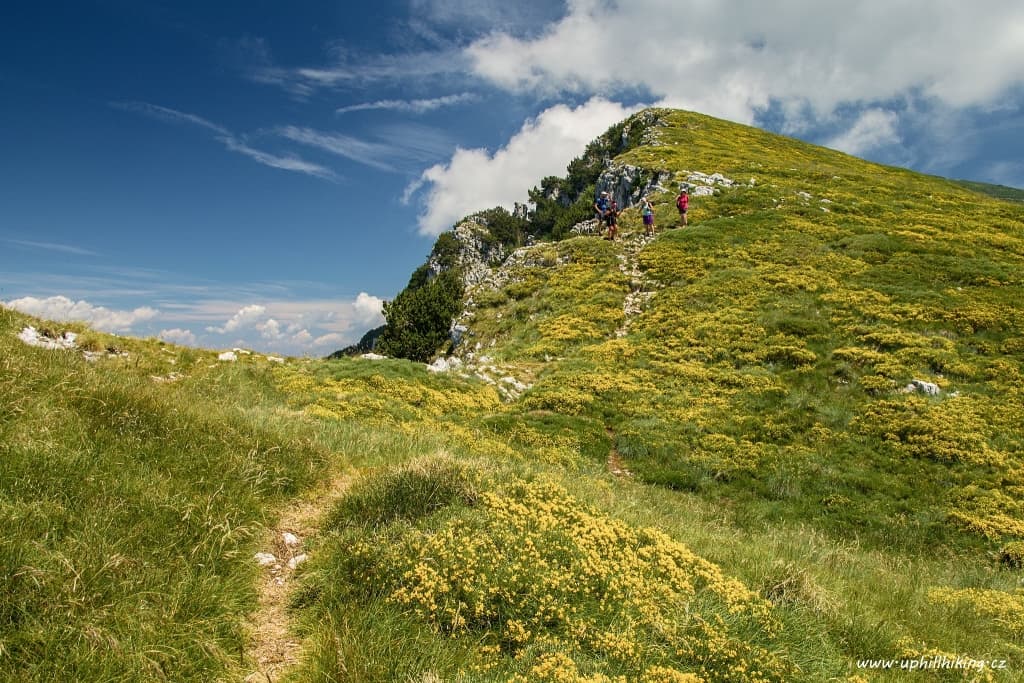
[244,472,353,683]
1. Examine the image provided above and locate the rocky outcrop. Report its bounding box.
[679,171,746,197]
[595,164,673,209]
[427,218,507,290]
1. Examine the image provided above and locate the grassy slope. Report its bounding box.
[285,111,1024,681]
[953,179,1024,203]
[4,109,1024,681]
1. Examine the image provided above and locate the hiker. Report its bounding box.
[641,197,655,236]
[604,200,620,240]
[675,188,689,227]
[594,191,610,233]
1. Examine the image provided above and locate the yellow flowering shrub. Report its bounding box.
[853,397,1003,466]
[926,588,1024,637]
[342,476,789,681]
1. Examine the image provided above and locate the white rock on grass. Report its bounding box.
[425,358,462,374]
[254,552,277,567]
[218,351,237,362]
[500,376,529,392]
[287,553,308,570]
[360,353,386,360]
[906,379,941,396]
[18,326,78,350]
[282,532,300,547]
[265,356,285,363]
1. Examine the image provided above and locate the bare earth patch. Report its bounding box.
[244,472,353,682]
[606,428,633,478]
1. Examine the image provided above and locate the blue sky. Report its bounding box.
[3,1,1023,355]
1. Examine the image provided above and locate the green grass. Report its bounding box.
[0,309,333,681]
[954,179,1024,203]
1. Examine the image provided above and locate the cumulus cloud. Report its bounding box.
[827,108,901,156]
[158,328,197,346]
[464,1,1024,124]
[352,292,384,324]
[312,332,347,347]
[3,295,158,332]
[195,294,384,355]
[206,304,267,334]
[406,97,639,235]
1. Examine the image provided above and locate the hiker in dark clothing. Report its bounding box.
[604,200,620,240]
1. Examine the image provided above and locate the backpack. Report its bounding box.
[676,192,688,210]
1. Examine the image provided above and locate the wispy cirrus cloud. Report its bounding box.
[250,47,471,97]
[3,238,99,257]
[336,92,476,115]
[113,101,228,134]
[114,101,337,180]
[277,126,400,171]
[278,123,455,173]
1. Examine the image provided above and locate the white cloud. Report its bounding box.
[219,137,338,180]
[352,292,384,324]
[117,102,337,180]
[3,239,98,257]
[312,332,347,347]
[406,97,639,235]
[827,108,901,156]
[278,124,455,173]
[277,126,399,171]
[158,328,197,346]
[336,93,476,115]
[257,317,283,340]
[115,101,230,135]
[252,49,471,95]
[3,295,158,332]
[464,1,1024,124]
[206,304,267,334]
[194,294,384,355]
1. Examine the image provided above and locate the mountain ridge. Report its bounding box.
[5,107,1024,681]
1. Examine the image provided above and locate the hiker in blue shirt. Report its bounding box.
[594,191,610,228]
[641,197,655,236]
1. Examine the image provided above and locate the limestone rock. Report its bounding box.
[218,351,238,362]
[906,379,941,396]
[427,218,507,291]
[595,164,673,209]
[18,326,77,350]
[254,552,277,567]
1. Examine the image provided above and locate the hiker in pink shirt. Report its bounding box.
[675,188,689,227]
